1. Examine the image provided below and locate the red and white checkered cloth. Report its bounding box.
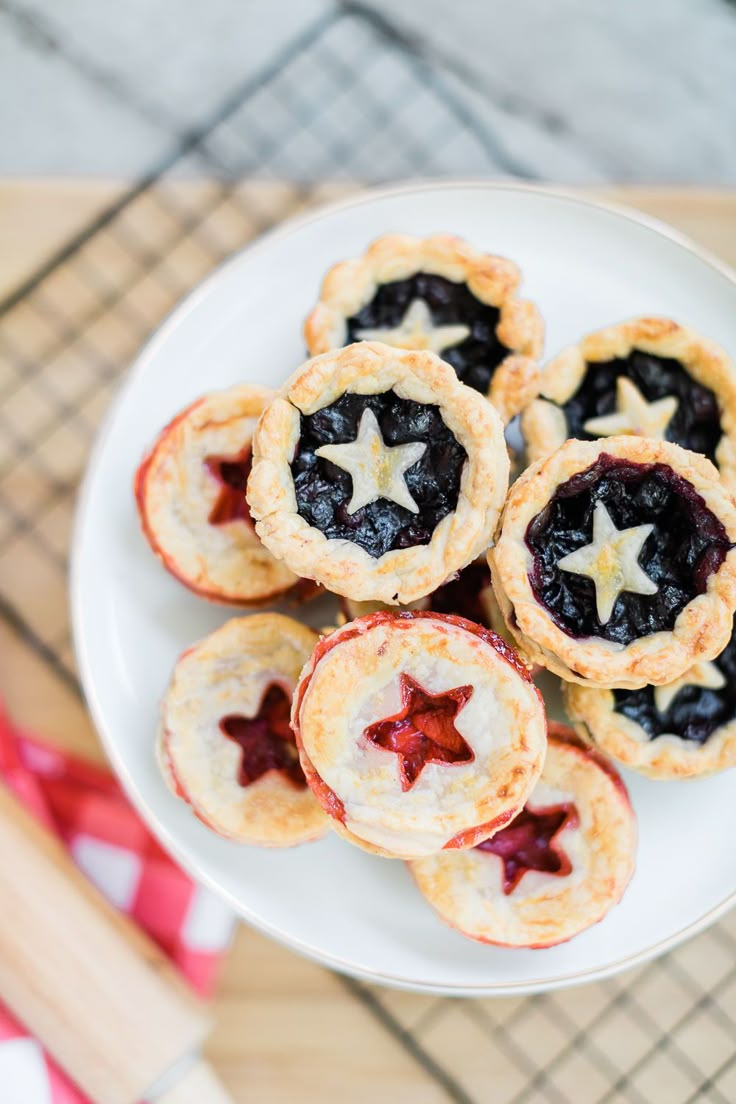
[0,702,235,1104]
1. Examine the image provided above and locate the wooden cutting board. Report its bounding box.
[1,184,735,1103]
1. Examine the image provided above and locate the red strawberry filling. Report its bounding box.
[220,684,305,788]
[363,673,474,791]
[205,446,254,526]
[477,802,578,894]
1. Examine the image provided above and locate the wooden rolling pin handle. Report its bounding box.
[155,1057,235,1104]
[0,781,235,1104]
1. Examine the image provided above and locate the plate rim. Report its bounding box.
[71,178,736,995]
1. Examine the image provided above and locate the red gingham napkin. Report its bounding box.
[0,702,235,1104]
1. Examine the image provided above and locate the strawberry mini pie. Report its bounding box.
[158,614,329,846]
[410,725,636,948]
[291,610,546,859]
[135,384,302,605]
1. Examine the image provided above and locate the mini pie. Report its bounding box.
[247,341,509,605]
[521,317,736,490]
[490,436,736,689]
[158,614,329,846]
[135,384,304,605]
[291,610,547,859]
[565,622,736,779]
[304,233,544,421]
[410,724,636,948]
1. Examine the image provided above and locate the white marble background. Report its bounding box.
[2,0,736,181]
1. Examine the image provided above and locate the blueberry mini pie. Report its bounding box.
[491,436,736,689]
[247,342,509,605]
[304,233,544,421]
[565,622,736,779]
[135,385,303,605]
[158,614,329,846]
[521,318,736,489]
[291,610,546,859]
[410,724,636,948]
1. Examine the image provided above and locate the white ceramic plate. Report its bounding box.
[72,182,736,995]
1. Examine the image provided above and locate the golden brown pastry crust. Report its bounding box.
[135,385,300,605]
[158,614,329,846]
[522,318,736,490]
[304,233,544,422]
[291,611,547,860]
[247,342,509,605]
[564,679,736,780]
[409,726,636,948]
[490,436,736,689]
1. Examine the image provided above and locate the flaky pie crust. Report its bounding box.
[158,614,329,846]
[247,342,509,605]
[522,317,736,490]
[291,611,547,860]
[564,679,736,781]
[304,233,544,422]
[135,384,300,605]
[490,436,736,689]
[409,725,636,948]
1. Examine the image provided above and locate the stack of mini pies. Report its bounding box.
[136,232,736,948]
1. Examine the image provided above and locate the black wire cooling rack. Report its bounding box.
[2,6,736,1102]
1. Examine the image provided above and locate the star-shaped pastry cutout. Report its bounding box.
[653,661,726,713]
[583,377,678,440]
[315,408,426,514]
[557,502,658,625]
[355,298,470,354]
[220,684,305,788]
[477,802,579,895]
[205,446,254,526]
[363,674,474,791]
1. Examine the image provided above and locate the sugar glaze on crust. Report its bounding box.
[291,610,547,860]
[304,233,544,422]
[522,318,736,489]
[158,614,329,846]
[247,342,509,605]
[564,679,736,780]
[409,724,636,948]
[490,436,736,689]
[135,385,300,605]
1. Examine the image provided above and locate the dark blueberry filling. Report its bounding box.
[526,455,731,645]
[291,391,466,559]
[561,350,722,462]
[430,560,492,626]
[345,274,509,394]
[613,631,736,745]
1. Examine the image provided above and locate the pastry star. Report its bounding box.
[363,674,474,791]
[557,502,658,625]
[654,661,726,714]
[477,802,579,895]
[315,408,426,514]
[583,377,678,440]
[355,298,470,354]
